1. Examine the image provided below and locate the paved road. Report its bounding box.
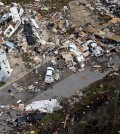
[32,56,120,101]
[32,68,109,101]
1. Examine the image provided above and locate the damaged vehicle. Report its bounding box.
[68,42,85,67]
[84,40,104,57]
[68,42,77,52]
[44,67,55,84]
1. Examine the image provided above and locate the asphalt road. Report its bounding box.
[32,55,120,101]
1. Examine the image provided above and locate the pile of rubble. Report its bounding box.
[0,0,120,84]
[0,98,62,130]
[0,0,120,133]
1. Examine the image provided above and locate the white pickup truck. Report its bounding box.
[44,67,55,84]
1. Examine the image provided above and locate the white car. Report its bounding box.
[44,67,54,83]
[84,40,104,57]
[89,42,103,57]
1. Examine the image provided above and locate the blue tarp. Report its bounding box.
[5,41,14,48]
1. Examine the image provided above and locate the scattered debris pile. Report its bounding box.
[0,0,120,84]
[0,0,120,133]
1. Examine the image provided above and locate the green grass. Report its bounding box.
[33,111,65,133]
[39,111,64,125]
[0,82,5,87]
[21,53,33,62]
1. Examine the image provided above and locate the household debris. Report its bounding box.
[0,0,120,83]
[15,112,46,126]
[0,0,120,133]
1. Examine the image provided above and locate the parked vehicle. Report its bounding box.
[44,67,55,83]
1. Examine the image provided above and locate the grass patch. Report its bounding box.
[0,82,5,87]
[21,53,33,62]
[39,111,64,125]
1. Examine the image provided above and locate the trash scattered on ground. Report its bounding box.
[0,0,120,133]
[0,0,119,85]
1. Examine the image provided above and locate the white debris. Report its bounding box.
[25,99,62,113]
[0,49,12,82]
[31,19,39,29]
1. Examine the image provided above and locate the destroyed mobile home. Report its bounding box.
[0,0,120,83]
[25,99,63,113]
[0,98,62,127]
[0,48,12,82]
[0,0,120,133]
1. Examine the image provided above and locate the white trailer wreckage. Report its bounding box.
[0,49,12,82]
[25,99,63,113]
[4,4,24,38]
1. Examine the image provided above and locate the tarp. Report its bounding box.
[5,41,14,48]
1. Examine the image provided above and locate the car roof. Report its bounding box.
[46,69,53,76]
[91,43,97,47]
[47,67,54,70]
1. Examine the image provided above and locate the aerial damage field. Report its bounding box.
[0,0,120,133]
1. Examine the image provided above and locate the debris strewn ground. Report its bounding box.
[0,0,120,133]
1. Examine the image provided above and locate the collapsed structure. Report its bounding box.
[4,4,23,38]
[0,0,120,83]
[0,48,12,82]
[25,99,62,113]
[0,0,119,133]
